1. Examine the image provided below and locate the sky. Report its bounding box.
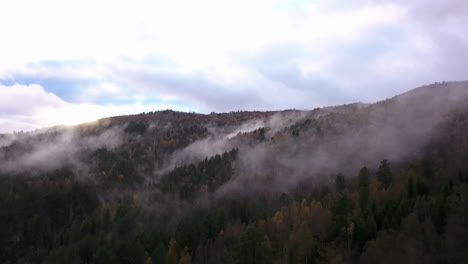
[0,0,467,133]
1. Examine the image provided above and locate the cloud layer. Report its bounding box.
[0,0,467,132]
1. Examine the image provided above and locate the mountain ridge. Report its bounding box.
[1,80,468,263]
[3,80,466,137]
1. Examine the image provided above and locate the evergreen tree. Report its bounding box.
[377,160,392,190]
[237,226,272,264]
[358,167,370,212]
[335,173,346,193]
[330,194,354,241]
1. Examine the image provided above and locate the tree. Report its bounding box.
[330,194,354,243]
[353,213,377,253]
[237,226,272,264]
[407,176,414,199]
[309,201,331,240]
[116,238,147,264]
[377,160,392,190]
[290,220,316,263]
[300,199,311,219]
[335,173,346,193]
[166,238,179,264]
[178,247,192,264]
[420,159,435,179]
[358,167,370,212]
[440,185,468,262]
[78,235,98,264]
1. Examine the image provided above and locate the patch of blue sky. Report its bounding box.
[5,75,96,103]
[0,79,15,86]
[38,59,93,67]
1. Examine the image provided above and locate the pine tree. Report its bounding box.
[377,160,392,189]
[335,173,346,193]
[358,167,370,212]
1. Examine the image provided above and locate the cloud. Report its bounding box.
[0,83,188,133]
[0,0,467,132]
[0,124,124,175]
[0,83,64,115]
[372,0,468,21]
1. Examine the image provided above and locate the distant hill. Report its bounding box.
[1,81,468,263]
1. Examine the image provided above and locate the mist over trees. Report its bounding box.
[1,81,468,263]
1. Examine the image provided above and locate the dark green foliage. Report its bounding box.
[358,167,370,212]
[353,214,377,253]
[237,226,272,264]
[441,184,468,263]
[335,173,346,193]
[421,159,435,179]
[78,235,99,263]
[115,238,147,264]
[407,176,414,199]
[1,90,468,263]
[0,174,100,263]
[125,120,149,134]
[1,154,468,263]
[377,160,392,189]
[414,179,430,197]
[330,193,354,237]
[160,148,238,199]
[372,198,411,231]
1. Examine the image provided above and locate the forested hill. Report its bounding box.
[1,81,468,263]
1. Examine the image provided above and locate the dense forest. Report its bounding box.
[1,81,468,263]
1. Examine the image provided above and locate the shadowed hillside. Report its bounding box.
[1,81,468,263]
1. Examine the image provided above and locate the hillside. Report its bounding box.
[1,81,468,263]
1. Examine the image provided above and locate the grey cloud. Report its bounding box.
[233,44,354,108]
[380,0,468,21]
[2,0,466,119]
[111,65,268,112]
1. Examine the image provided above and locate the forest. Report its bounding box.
[0,81,467,263]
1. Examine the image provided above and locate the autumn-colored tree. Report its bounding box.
[290,220,315,263]
[309,201,331,240]
[166,238,179,264]
[300,199,311,219]
[178,247,192,264]
[290,201,299,226]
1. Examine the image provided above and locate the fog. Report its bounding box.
[155,110,309,175]
[1,81,467,206]
[0,125,124,175]
[210,82,468,196]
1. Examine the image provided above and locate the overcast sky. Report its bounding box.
[0,0,467,132]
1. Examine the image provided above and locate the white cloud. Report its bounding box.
[0,0,403,74]
[0,0,467,132]
[0,83,185,133]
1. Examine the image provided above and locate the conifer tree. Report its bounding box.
[377,160,392,189]
[358,167,370,212]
